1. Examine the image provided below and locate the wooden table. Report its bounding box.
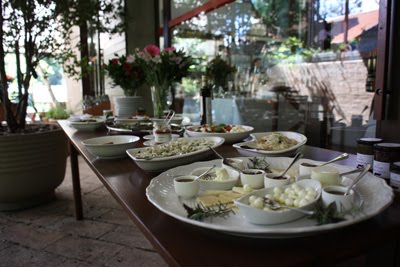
[59,121,400,267]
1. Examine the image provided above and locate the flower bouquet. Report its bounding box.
[105,54,145,96]
[133,45,193,118]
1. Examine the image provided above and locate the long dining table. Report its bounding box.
[58,120,400,267]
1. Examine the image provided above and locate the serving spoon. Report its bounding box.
[208,146,243,173]
[344,164,370,195]
[273,152,303,179]
[301,153,349,168]
[264,197,314,215]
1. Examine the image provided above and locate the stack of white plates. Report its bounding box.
[114,96,143,118]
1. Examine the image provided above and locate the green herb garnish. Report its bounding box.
[183,202,235,221]
[309,201,364,225]
[247,156,272,173]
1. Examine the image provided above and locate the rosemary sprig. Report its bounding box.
[247,156,272,173]
[309,201,364,225]
[183,202,235,221]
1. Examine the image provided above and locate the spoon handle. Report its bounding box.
[344,164,371,195]
[280,152,303,177]
[195,165,216,180]
[319,153,349,167]
[208,146,224,159]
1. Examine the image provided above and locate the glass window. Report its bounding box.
[168,0,380,152]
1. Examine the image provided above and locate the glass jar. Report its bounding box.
[153,121,172,144]
[373,143,400,181]
[390,162,400,191]
[356,138,382,169]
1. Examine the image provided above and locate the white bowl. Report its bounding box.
[311,166,341,187]
[126,137,225,172]
[82,135,140,159]
[233,131,307,157]
[240,169,265,189]
[234,179,322,225]
[264,173,290,188]
[150,115,184,125]
[185,125,253,144]
[322,185,354,212]
[69,118,104,131]
[174,175,200,199]
[190,167,239,190]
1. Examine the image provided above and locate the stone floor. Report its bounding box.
[0,157,167,267]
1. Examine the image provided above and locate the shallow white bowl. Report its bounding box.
[69,118,104,131]
[190,167,239,190]
[82,135,140,159]
[234,179,322,225]
[185,125,253,144]
[233,131,307,157]
[126,137,225,172]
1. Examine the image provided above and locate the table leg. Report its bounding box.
[69,141,83,220]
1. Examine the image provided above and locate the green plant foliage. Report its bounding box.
[205,55,236,91]
[46,106,71,120]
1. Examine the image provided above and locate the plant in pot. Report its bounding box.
[105,54,146,118]
[205,55,236,97]
[0,0,71,210]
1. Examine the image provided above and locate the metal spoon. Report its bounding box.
[344,164,370,195]
[301,153,349,168]
[195,165,216,181]
[274,152,303,179]
[165,110,175,125]
[264,197,314,215]
[208,146,243,173]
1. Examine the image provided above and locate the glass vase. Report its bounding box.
[150,84,169,118]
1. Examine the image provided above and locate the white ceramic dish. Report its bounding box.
[126,137,224,172]
[143,134,180,140]
[190,167,239,190]
[234,179,321,225]
[233,131,307,157]
[150,115,184,125]
[185,125,253,144]
[69,118,104,131]
[240,169,265,189]
[82,135,140,159]
[114,117,150,125]
[146,158,394,238]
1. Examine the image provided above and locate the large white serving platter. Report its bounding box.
[233,131,307,157]
[185,125,254,144]
[126,137,224,172]
[146,158,394,238]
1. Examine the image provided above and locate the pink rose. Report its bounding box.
[164,47,176,52]
[144,45,160,57]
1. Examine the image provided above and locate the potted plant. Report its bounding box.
[105,54,146,117]
[205,55,236,96]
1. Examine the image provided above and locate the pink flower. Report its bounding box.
[144,45,160,57]
[164,47,176,52]
[126,55,135,63]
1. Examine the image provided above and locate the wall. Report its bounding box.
[273,59,375,125]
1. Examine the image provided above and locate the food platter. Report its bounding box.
[233,131,307,157]
[126,137,225,172]
[185,125,254,144]
[146,158,393,238]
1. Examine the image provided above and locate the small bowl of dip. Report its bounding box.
[240,169,265,189]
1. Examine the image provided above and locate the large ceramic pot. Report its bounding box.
[0,127,68,211]
[114,96,143,118]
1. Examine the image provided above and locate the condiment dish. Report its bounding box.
[240,169,265,189]
[264,172,290,188]
[322,185,354,212]
[173,175,200,199]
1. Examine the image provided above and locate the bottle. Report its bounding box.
[356,138,382,169]
[373,143,400,182]
[200,76,212,125]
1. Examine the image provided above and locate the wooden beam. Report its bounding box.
[158,0,235,36]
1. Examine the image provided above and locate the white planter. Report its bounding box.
[114,96,144,118]
[0,127,68,211]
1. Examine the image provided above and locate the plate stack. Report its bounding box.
[114,96,143,118]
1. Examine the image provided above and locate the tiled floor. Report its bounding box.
[0,157,167,267]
